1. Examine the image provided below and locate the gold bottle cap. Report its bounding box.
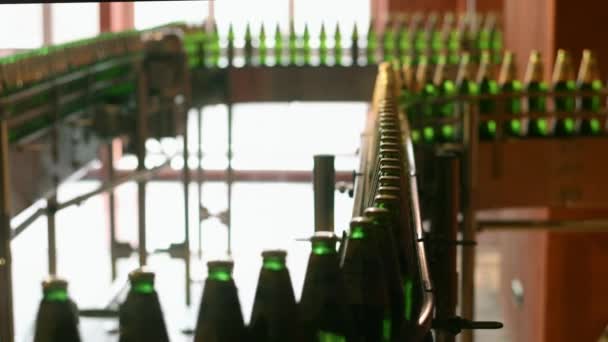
[476,50,496,83]
[498,51,518,85]
[552,49,575,83]
[577,49,601,84]
[524,50,544,84]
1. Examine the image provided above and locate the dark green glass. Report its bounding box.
[397,27,411,63]
[119,270,170,342]
[502,80,523,137]
[334,25,343,66]
[302,24,311,66]
[553,80,577,136]
[579,80,603,136]
[33,279,81,342]
[366,22,378,65]
[274,24,283,66]
[244,23,253,66]
[319,24,328,66]
[227,24,235,67]
[527,81,549,137]
[351,23,360,66]
[478,77,500,140]
[289,21,298,66]
[382,25,396,62]
[259,24,267,66]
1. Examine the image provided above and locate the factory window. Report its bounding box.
[134,1,209,29]
[0,4,43,50]
[52,3,99,44]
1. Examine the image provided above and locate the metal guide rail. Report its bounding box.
[349,62,502,341]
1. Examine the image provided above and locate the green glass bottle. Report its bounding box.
[552,49,577,136]
[351,23,360,66]
[433,54,458,142]
[477,51,500,140]
[258,24,267,66]
[227,23,235,67]
[289,21,298,66]
[367,21,378,65]
[274,24,284,66]
[119,269,170,342]
[249,250,304,341]
[341,217,387,341]
[525,50,550,137]
[209,22,220,68]
[334,24,343,66]
[382,20,396,62]
[319,23,328,66]
[194,260,248,342]
[33,277,81,342]
[413,17,427,65]
[498,51,523,137]
[299,232,356,341]
[456,52,480,137]
[577,49,604,136]
[430,14,445,65]
[447,20,461,65]
[415,56,437,143]
[244,23,253,66]
[397,23,411,65]
[489,13,504,64]
[302,24,311,66]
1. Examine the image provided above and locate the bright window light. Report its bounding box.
[135,1,208,29]
[52,3,99,44]
[0,4,43,49]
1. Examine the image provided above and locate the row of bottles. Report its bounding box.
[403,48,605,143]
[182,11,503,68]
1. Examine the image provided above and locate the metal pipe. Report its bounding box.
[197,108,203,258]
[47,198,57,276]
[460,98,479,342]
[136,65,148,267]
[226,103,233,255]
[108,142,118,280]
[0,119,15,342]
[182,108,191,306]
[313,155,335,232]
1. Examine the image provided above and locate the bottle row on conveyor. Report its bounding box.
[181,12,503,68]
[28,62,447,342]
[400,48,607,143]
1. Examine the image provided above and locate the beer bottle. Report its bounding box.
[397,23,411,65]
[498,51,523,137]
[365,206,408,341]
[274,24,284,66]
[351,23,360,66]
[367,21,378,65]
[477,50,500,140]
[552,49,577,136]
[250,250,303,342]
[119,268,170,342]
[430,14,445,65]
[433,54,458,142]
[244,23,253,66]
[209,22,220,67]
[194,260,248,342]
[412,15,427,65]
[33,277,81,342]
[456,52,480,140]
[320,23,328,66]
[382,20,396,62]
[525,50,550,137]
[341,217,386,341]
[289,21,298,66]
[258,24,267,66]
[490,14,504,64]
[577,49,604,136]
[416,56,437,143]
[299,232,356,341]
[227,23,235,67]
[334,24,343,66]
[302,24,312,66]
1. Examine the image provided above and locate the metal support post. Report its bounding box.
[0,118,15,342]
[136,65,148,267]
[313,155,335,232]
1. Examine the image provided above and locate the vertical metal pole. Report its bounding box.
[460,99,479,342]
[197,107,203,258]
[226,103,233,255]
[107,142,118,280]
[313,155,335,232]
[182,109,191,306]
[136,64,148,267]
[0,119,15,342]
[42,4,53,45]
[47,69,61,276]
[434,153,459,342]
